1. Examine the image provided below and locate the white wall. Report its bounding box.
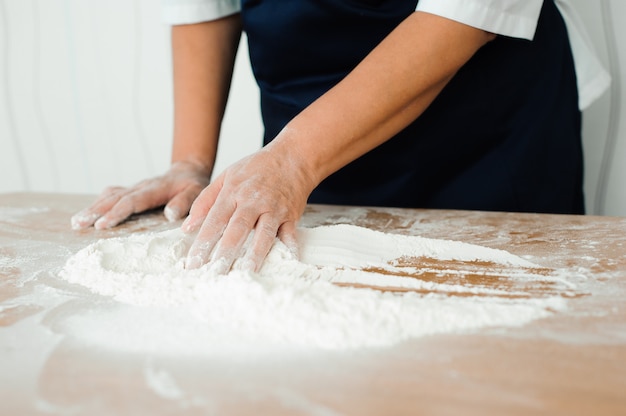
[0,0,262,194]
[0,0,624,216]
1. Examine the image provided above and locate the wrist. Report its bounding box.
[170,158,214,178]
[266,127,322,196]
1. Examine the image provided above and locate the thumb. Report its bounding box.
[278,221,299,260]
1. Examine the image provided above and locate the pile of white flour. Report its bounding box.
[58,224,567,354]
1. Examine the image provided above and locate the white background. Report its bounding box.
[0,0,624,216]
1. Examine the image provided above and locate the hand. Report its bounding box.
[71,161,211,230]
[182,145,315,273]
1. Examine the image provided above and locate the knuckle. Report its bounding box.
[116,194,140,213]
[199,217,224,235]
[229,215,255,232]
[257,220,278,237]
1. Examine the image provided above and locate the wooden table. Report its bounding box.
[1,193,625,415]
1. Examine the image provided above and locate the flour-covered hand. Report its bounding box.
[71,161,211,230]
[182,145,315,273]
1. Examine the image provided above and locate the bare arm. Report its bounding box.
[171,15,242,174]
[184,11,495,272]
[71,14,242,230]
[272,11,495,186]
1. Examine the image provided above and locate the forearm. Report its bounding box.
[171,14,243,176]
[269,12,495,188]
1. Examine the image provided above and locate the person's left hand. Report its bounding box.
[182,145,316,273]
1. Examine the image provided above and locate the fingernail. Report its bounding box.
[94,217,109,230]
[164,206,180,222]
[70,212,99,230]
[70,217,84,230]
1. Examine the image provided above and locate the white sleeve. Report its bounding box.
[416,0,543,40]
[161,0,241,25]
[416,0,610,109]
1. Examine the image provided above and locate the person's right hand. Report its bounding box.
[70,160,212,230]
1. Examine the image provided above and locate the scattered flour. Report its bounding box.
[144,365,186,401]
[58,224,568,354]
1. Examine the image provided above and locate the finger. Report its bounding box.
[236,213,280,272]
[278,221,299,260]
[195,198,260,273]
[71,187,127,229]
[94,185,167,230]
[185,195,235,270]
[210,214,257,274]
[71,210,103,230]
[182,176,223,233]
[208,205,259,273]
[163,184,203,222]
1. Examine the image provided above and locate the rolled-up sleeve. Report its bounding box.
[161,0,241,25]
[416,0,610,109]
[416,0,543,40]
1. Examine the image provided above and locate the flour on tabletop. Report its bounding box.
[144,365,186,401]
[0,206,50,219]
[58,224,568,354]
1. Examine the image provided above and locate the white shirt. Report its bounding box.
[161,0,610,110]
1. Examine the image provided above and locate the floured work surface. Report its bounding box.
[1,193,625,415]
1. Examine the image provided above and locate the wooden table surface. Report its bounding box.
[1,193,625,415]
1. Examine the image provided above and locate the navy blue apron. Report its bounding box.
[240,0,584,214]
